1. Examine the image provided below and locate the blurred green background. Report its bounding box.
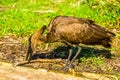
[0,0,119,37]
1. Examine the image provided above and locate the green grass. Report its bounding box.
[0,0,119,37]
[80,56,104,66]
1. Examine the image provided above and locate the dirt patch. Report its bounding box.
[0,62,90,80]
[0,35,120,79]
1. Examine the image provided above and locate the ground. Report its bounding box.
[0,35,120,80]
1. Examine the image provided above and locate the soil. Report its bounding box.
[0,35,120,80]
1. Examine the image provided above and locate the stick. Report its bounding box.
[0,41,20,45]
[15,59,62,66]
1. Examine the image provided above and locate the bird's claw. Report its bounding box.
[63,64,74,72]
[63,66,69,72]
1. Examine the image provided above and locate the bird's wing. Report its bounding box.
[58,22,109,44]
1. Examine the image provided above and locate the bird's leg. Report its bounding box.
[64,46,72,71]
[64,46,81,72]
[69,46,81,67]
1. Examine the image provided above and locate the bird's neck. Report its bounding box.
[40,32,60,43]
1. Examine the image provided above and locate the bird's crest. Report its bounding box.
[39,25,47,34]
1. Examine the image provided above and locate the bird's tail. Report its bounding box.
[106,31,116,38]
[102,31,116,48]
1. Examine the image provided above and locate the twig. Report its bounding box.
[21,9,54,13]
[15,59,62,66]
[0,41,20,45]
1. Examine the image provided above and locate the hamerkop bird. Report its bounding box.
[26,16,115,71]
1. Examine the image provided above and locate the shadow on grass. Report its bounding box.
[32,45,112,60]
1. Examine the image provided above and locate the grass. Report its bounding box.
[0,0,119,37]
[80,56,104,67]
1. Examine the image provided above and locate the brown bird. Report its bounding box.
[26,16,115,71]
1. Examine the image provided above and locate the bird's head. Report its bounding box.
[26,25,47,61]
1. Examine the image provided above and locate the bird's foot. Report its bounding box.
[63,64,74,72]
[63,66,69,72]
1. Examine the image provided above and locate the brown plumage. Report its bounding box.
[26,16,115,71]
